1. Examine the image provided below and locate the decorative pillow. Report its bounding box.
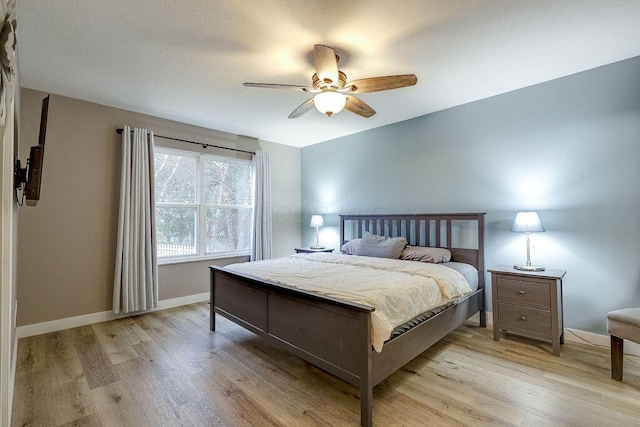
[340,238,361,255]
[355,232,408,259]
[400,246,451,263]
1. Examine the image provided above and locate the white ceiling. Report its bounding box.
[17,1,640,148]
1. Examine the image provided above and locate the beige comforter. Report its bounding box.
[224,253,472,352]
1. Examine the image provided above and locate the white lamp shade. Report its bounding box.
[309,215,324,228]
[314,91,346,116]
[511,212,545,233]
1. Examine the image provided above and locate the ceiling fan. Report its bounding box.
[243,44,417,119]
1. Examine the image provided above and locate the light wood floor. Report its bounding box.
[11,302,640,426]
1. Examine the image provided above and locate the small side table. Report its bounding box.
[489,265,566,356]
[295,248,334,254]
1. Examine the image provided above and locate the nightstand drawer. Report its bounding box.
[496,276,551,309]
[498,302,551,337]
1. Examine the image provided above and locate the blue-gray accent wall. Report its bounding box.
[301,56,640,335]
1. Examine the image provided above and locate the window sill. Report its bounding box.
[158,252,250,266]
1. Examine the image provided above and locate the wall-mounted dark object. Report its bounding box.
[15,95,49,206]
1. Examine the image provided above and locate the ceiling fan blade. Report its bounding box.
[344,95,376,118]
[244,82,315,92]
[288,98,315,119]
[344,74,417,93]
[314,44,339,87]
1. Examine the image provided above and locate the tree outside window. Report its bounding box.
[154,147,252,261]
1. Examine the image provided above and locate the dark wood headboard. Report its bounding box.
[339,213,486,290]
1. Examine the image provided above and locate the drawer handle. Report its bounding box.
[519,316,526,321]
[517,290,525,295]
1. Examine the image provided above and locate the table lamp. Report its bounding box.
[309,215,325,249]
[511,211,545,271]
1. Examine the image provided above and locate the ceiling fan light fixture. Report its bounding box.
[314,91,346,117]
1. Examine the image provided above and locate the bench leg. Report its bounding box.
[611,335,623,381]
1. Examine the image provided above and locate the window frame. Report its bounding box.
[155,146,253,264]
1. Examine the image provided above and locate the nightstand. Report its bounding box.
[294,248,334,254]
[490,265,566,356]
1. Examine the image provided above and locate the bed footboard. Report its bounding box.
[211,267,375,425]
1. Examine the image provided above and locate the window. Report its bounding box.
[154,147,253,262]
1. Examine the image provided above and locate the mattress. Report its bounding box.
[224,252,473,352]
[441,262,479,291]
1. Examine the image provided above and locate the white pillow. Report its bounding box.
[340,238,361,255]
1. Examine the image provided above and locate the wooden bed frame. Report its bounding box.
[210,213,486,426]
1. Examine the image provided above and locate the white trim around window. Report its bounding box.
[154,146,252,264]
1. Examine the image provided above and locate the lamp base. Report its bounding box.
[310,246,325,250]
[514,264,545,272]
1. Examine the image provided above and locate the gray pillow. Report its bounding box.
[400,246,451,263]
[355,232,407,259]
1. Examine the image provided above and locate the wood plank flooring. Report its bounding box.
[11,302,640,426]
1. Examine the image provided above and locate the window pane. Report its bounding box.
[204,159,252,206]
[206,208,251,252]
[155,153,197,203]
[156,207,197,257]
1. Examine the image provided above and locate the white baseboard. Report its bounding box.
[155,292,210,310]
[16,303,640,358]
[472,311,640,357]
[16,292,210,338]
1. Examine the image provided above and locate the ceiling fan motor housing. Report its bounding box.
[312,71,347,90]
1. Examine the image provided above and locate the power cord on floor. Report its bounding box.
[564,328,640,359]
[564,328,608,349]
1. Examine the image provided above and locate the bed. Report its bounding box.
[210,213,486,426]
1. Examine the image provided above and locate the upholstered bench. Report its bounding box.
[607,308,640,380]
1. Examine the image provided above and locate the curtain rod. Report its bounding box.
[115,128,255,155]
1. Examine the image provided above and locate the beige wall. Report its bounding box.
[17,88,301,326]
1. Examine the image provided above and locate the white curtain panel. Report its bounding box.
[251,151,272,261]
[113,126,159,314]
